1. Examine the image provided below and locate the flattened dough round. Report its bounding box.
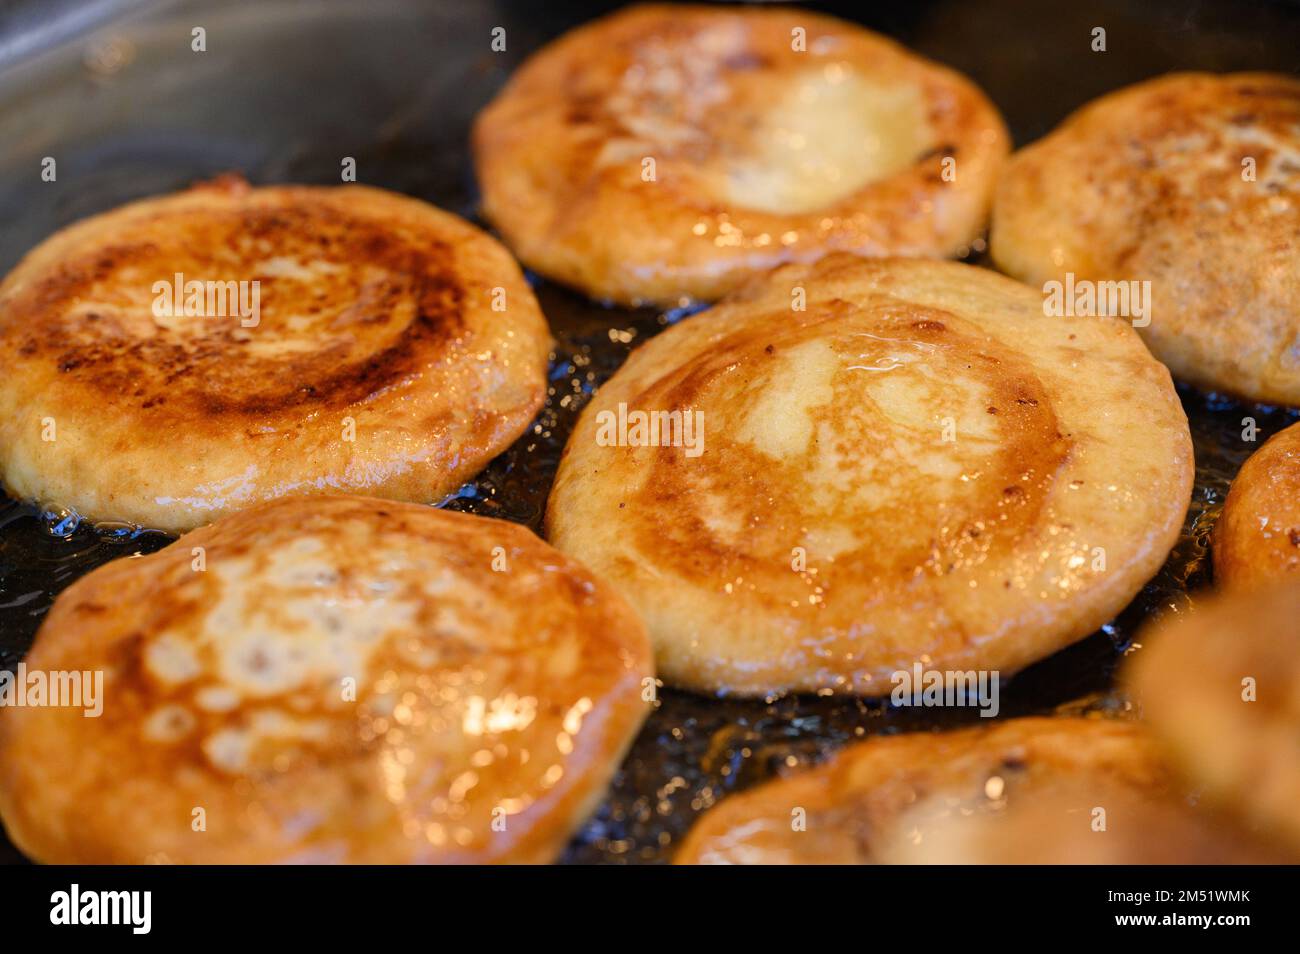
[878,781,1286,864]
[474,3,1009,306]
[547,255,1193,696]
[0,495,652,864]
[1124,580,1300,853]
[674,718,1169,864]
[1215,421,1300,590]
[992,72,1300,405]
[0,177,552,533]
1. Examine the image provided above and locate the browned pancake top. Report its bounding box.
[3,178,470,420]
[0,179,552,531]
[0,496,652,863]
[992,72,1300,404]
[474,3,1009,305]
[624,299,1069,603]
[674,718,1169,864]
[547,256,1192,695]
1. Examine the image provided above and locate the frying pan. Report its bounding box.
[0,0,1298,864]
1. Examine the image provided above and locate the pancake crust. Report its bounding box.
[1124,580,1300,854]
[1214,421,1300,590]
[0,496,652,864]
[991,72,1300,406]
[674,718,1169,864]
[474,3,1009,306]
[546,255,1193,696]
[879,782,1288,864]
[0,177,552,533]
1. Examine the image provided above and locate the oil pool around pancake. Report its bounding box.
[547,255,1193,696]
[992,72,1300,406]
[474,3,1009,306]
[0,177,552,533]
[0,496,652,863]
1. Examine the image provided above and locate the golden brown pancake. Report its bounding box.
[879,782,1288,864]
[474,3,1009,306]
[674,718,1170,864]
[1124,580,1300,854]
[0,177,552,533]
[0,495,652,863]
[1214,420,1300,590]
[546,255,1193,696]
[992,72,1300,406]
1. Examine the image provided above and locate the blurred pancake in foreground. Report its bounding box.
[0,177,551,533]
[547,256,1193,696]
[1214,420,1300,590]
[474,3,1008,306]
[1124,580,1300,854]
[992,72,1300,406]
[0,496,652,863]
[877,781,1287,864]
[675,718,1169,864]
